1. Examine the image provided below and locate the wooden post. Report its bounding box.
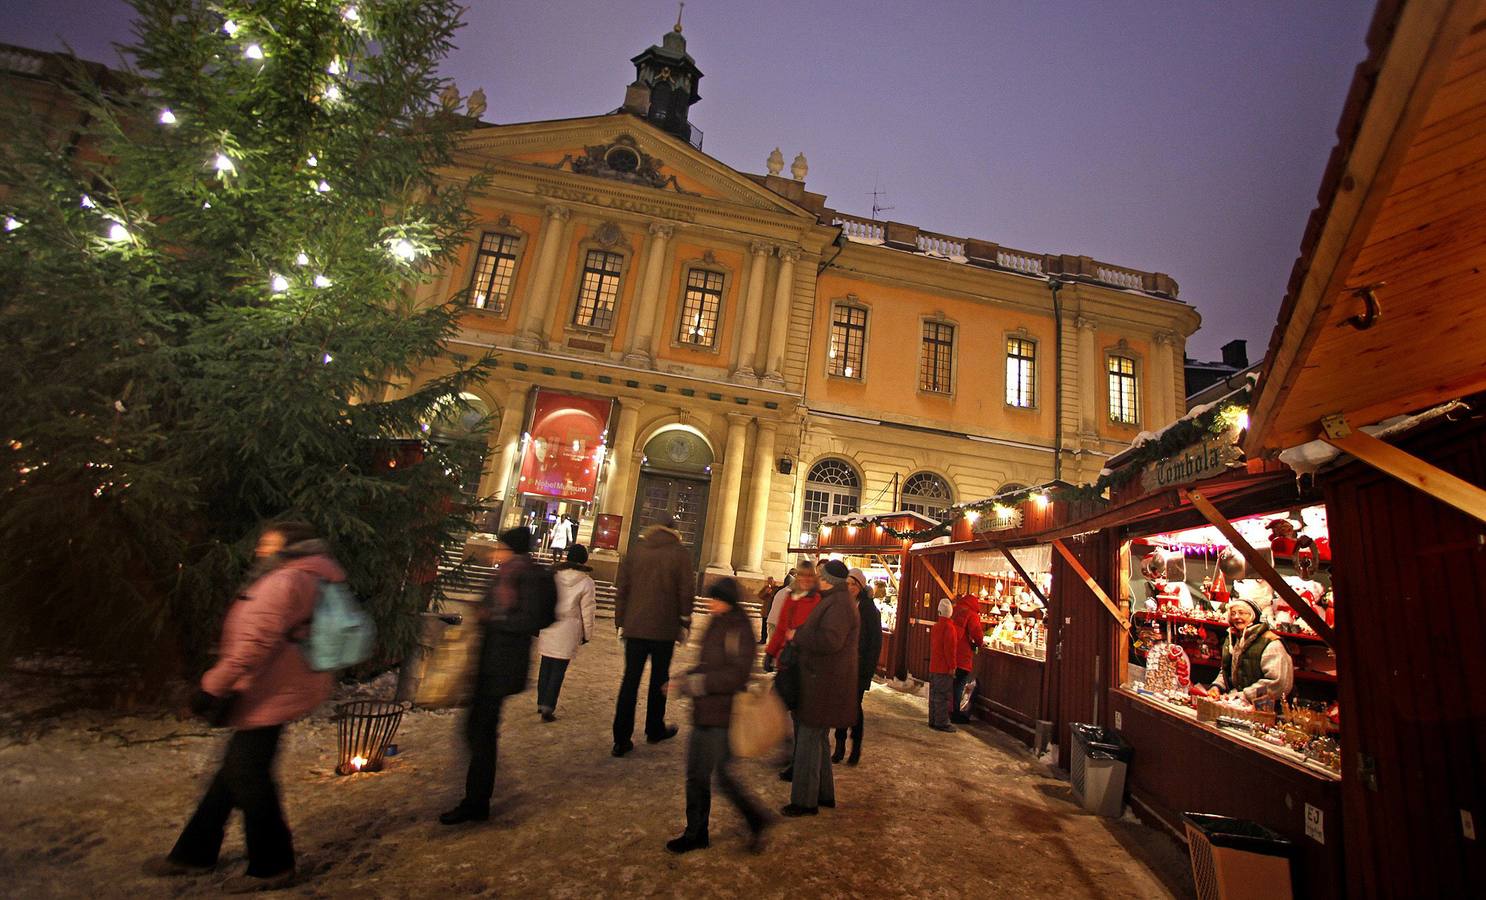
[924,558,956,602]
[1183,488,1338,646]
[1051,538,1130,631]
[1321,414,1486,525]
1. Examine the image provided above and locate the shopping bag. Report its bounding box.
[729,679,791,759]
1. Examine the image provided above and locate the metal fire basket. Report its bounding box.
[335,700,409,775]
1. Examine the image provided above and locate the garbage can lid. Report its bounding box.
[1183,812,1294,855]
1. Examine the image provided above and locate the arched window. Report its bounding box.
[998,482,1028,496]
[902,472,952,519]
[801,458,861,545]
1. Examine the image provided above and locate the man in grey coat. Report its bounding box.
[611,521,695,756]
[781,559,859,816]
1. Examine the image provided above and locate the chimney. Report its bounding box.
[1220,339,1248,369]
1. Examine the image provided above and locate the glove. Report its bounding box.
[763,654,775,674]
[189,689,236,727]
[188,689,216,717]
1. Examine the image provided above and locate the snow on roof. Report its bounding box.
[1107,372,1258,468]
[820,510,933,527]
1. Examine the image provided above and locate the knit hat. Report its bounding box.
[565,544,588,565]
[706,577,741,607]
[937,598,954,618]
[497,526,532,554]
[1229,596,1263,620]
[847,567,867,588]
[820,559,849,585]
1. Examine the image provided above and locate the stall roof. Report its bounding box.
[1246,0,1486,453]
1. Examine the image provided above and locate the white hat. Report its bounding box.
[937,598,954,618]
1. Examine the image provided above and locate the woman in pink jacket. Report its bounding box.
[146,521,341,892]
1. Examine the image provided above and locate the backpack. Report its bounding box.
[299,580,376,671]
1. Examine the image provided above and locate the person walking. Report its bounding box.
[612,520,694,756]
[664,578,770,854]
[535,544,597,722]
[441,527,557,825]
[146,521,340,892]
[950,593,984,724]
[832,568,882,765]
[928,598,960,732]
[781,559,859,817]
[756,576,779,643]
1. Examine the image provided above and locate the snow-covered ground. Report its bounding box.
[0,631,1194,898]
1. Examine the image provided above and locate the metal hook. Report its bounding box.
[1340,283,1384,331]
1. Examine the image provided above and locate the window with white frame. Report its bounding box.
[828,304,867,379]
[1108,355,1140,424]
[677,269,724,348]
[1005,336,1036,407]
[573,249,624,331]
[801,458,861,545]
[468,232,519,312]
[920,321,954,393]
[902,471,952,520]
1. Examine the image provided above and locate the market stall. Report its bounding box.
[794,510,938,679]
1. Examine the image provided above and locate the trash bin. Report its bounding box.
[1182,812,1294,900]
[1069,723,1133,815]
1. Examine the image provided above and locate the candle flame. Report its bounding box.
[350,755,368,771]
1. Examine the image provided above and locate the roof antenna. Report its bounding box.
[674,1,685,32]
[869,174,894,222]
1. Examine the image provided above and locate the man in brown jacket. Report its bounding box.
[782,559,859,816]
[611,521,695,756]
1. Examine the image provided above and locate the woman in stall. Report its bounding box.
[1208,597,1294,706]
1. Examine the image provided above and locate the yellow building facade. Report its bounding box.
[404,26,1201,584]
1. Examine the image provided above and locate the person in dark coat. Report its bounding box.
[441,526,556,825]
[665,578,769,854]
[833,568,882,765]
[611,521,695,756]
[782,559,859,816]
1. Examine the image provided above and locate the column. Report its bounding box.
[1152,331,1177,426]
[490,382,531,528]
[621,223,675,366]
[514,204,570,349]
[706,412,751,574]
[730,241,773,382]
[737,418,778,575]
[598,398,643,518]
[760,246,800,386]
[1076,315,1099,438]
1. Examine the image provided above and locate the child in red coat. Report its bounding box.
[928,598,960,732]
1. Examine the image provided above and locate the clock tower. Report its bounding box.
[621,21,703,144]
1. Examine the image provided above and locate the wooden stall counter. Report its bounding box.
[970,646,1044,746]
[1109,689,1343,900]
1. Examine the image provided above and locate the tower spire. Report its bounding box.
[675,1,684,32]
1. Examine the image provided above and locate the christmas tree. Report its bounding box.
[0,0,493,671]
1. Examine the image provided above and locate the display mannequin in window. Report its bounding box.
[1207,598,1294,705]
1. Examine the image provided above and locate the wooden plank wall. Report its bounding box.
[1047,529,1118,769]
[1322,413,1486,898]
[903,551,955,680]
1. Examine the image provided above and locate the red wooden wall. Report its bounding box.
[1322,414,1486,898]
[1046,530,1120,769]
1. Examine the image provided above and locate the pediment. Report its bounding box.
[458,116,812,218]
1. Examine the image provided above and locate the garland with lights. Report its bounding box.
[813,388,1253,547]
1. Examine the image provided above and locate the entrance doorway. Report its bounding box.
[630,427,713,571]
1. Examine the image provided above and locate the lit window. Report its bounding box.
[800,458,860,545]
[1005,337,1036,407]
[828,305,867,379]
[573,249,625,331]
[902,472,952,519]
[677,269,724,347]
[920,321,954,393]
[1109,355,1140,424]
[468,232,519,312]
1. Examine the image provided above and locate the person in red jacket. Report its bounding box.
[765,561,821,781]
[146,520,340,892]
[928,598,960,732]
[951,594,984,724]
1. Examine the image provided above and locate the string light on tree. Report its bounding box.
[105,222,131,242]
[213,153,237,176]
[313,274,332,288]
[270,273,289,293]
[387,238,418,262]
[307,154,318,167]
[295,252,309,266]
[222,19,239,36]
[342,5,361,23]
[4,216,22,232]
[158,108,177,125]
[244,43,264,60]
[80,194,96,209]
[324,84,343,103]
[316,180,331,193]
[323,353,334,364]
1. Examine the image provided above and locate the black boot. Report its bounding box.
[830,733,846,763]
[665,833,709,854]
[847,739,861,766]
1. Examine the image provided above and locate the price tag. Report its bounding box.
[1304,803,1325,844]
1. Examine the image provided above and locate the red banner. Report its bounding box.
[517,391,613,503]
